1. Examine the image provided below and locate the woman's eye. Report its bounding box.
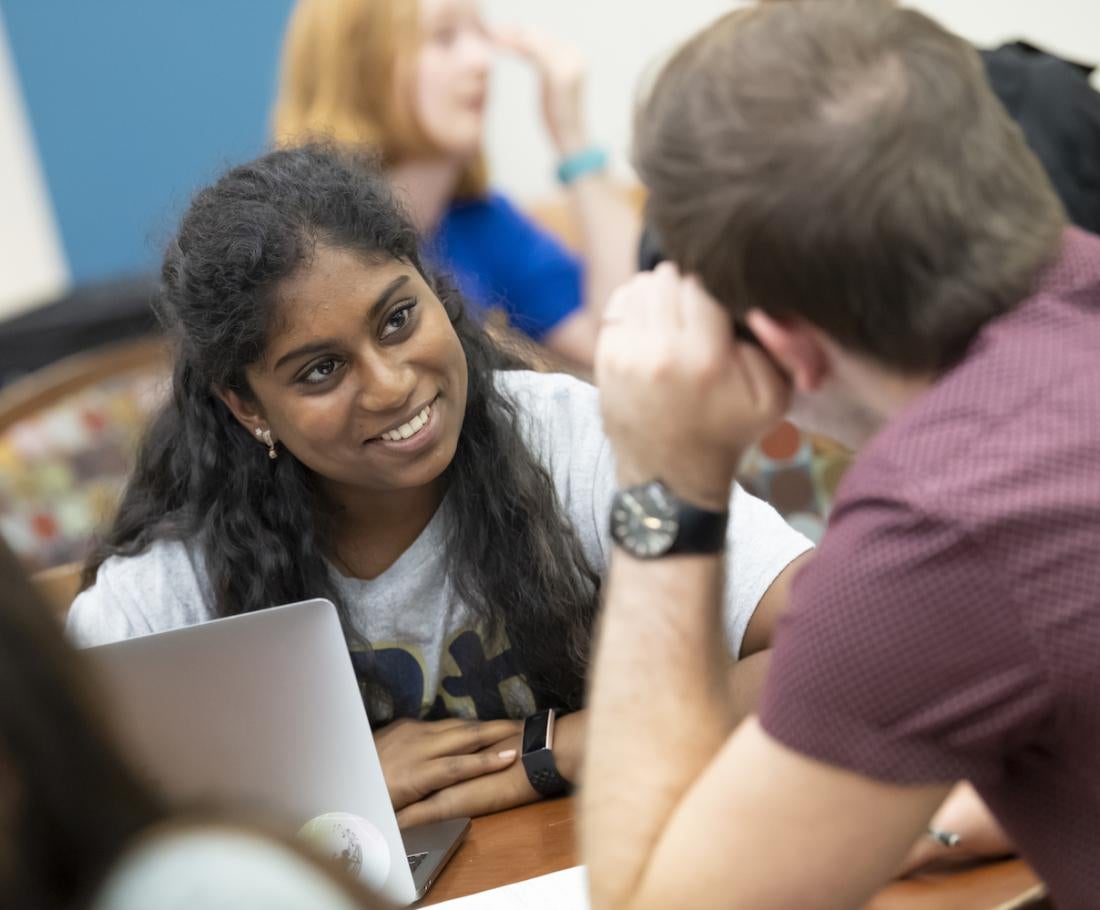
[381,302,417,339]
[302,358,343,385]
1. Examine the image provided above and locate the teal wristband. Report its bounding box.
[556,147,608,185]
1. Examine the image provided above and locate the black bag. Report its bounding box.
[0,274,160,389]
[981,41,1100,234]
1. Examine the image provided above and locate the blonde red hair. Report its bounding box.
[272,0,487,197]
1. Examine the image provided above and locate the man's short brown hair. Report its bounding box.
[636,0,1066,372]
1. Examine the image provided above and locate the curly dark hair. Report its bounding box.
[83,144,600,716]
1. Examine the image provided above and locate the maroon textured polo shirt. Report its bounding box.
[759,228,1100,908]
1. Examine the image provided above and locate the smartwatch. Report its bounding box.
[521,709,571,797]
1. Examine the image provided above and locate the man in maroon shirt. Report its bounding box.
[582,2,1099,909]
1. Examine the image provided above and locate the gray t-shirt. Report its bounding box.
[68,371,811,722]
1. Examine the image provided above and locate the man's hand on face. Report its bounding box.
[595,263,791,512]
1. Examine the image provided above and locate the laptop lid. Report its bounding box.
[82,599,436,905]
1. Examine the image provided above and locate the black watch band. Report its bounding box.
[521,709,570,797]
[666,499,729,555]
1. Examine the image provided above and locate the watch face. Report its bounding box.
[611,482,680,558]
[523,713,548,754]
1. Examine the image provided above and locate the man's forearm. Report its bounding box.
[582,552,733,910]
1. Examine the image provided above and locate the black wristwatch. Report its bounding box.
[610,479,728,559]
[521,709,571,797]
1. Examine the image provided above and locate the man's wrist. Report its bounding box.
[671,482,734,514]
[614,471,734,514]
[611,479,729,560]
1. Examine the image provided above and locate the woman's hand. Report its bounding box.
[374,717,521,812]
[900,782,1015,876]
[395,711,587,828]
[492,23,642,370]
[493,24,588,156]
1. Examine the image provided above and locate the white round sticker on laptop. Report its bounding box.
[298,812,391,889]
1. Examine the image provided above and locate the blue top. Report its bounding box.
[425,192,583,342]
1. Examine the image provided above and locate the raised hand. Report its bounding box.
[596,263,791,511]
[492,24,588,156]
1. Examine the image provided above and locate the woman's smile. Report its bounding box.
[364,394,444,454]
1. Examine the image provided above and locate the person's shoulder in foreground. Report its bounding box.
[762,226,1100,901]
[436,192,582,342]
[92,825,372,910]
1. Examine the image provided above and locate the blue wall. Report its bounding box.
[2,0,295,285]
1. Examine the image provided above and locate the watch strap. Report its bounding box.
[521,709,571,797]
[526,760,570,797]
[666,498,728,555]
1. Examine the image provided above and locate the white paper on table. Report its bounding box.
[428,865,589,909]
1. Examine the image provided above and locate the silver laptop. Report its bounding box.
[82,598,468,905]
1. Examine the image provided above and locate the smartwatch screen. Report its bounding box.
[523,711,548,753]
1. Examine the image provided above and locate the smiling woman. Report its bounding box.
[65,145,812,828]
[221,253,468,513]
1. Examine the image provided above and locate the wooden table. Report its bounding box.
[422,798,1044,908]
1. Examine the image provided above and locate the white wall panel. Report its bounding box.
[0,9,67,319]
[482,1,1100,200]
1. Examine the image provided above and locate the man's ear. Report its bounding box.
[214,386,267,438]
[744,309,829,393]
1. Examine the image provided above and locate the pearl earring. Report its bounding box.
[254,426,278,460]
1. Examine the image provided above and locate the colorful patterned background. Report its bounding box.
[1,367,849,575]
